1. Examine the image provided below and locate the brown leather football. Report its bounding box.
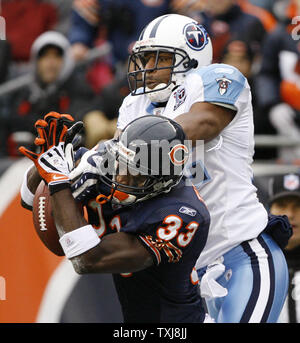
[32,181,64,256]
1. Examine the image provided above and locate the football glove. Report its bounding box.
[70,149,105,202]
[70,140,112,202]
[34,112,83,170]
[19,113,83,195]
[20,141,71,195]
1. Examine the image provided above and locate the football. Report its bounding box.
[32,181,64,256]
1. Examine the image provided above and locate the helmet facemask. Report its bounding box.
[98,138,185,206]
[128,46,197,102]
[127,14,212,102]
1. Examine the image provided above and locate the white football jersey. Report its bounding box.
[117,63,268,269]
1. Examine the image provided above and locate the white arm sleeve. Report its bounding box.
[20,165,35,207]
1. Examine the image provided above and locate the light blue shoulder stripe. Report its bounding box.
[196,63,246,107]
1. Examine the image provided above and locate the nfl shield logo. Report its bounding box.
[284,174,300,191]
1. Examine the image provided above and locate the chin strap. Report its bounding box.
[96,189,137,205]
[96,193,112,205]
[146,83,176,103]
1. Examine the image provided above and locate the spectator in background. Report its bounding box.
[238,0,277,33]
[221,39,254,82]
[268,173,300,322]
[169,0,205,21]
[43,0,74,37]
[83,76,129,148]
[1,0,58,76]
[69,0,171,71]
[0,31,98,157]
[255,0,300,163]
[219,38,272,160]
[220,37,277,160]
[195,0,266,63]
[0,40,11,84]
[248,0,276,13]
[68,0,171,147]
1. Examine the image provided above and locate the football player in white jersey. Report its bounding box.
[112,14,290,322]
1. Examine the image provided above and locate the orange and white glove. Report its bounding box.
[19,112,83,195]
[23,143,72,195]
[34,111,80,151]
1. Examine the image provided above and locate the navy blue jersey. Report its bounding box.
[84,179,210,323]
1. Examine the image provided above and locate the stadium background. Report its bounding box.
[0,158,124,323]
[0,0,300,323]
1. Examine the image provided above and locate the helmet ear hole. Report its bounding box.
[190,59,198,69]
[183,59,198,70]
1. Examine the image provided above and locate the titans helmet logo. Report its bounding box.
[183,23,209,51]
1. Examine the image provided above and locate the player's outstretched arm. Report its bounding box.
[175,102,235,143]
[20,112,83,210]
[19,112,153,273]
[51,188,154,274]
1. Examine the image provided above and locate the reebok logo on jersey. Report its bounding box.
[179,206,197,217]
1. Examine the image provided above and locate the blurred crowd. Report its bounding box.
[0,0,300,323]
[0,0,300,163]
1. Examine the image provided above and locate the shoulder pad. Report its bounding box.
[196,63,247,108]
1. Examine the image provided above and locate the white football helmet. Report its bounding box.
[128,14,213,102]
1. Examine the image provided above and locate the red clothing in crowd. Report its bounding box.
[1,0,57,61]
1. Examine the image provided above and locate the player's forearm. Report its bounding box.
[51,189,153,274]
[27,165,42,193]
[175,111,220,143]
[51,188,96,273]
[51,188,87,235]
[71,233,153,274]
[175,102,235,144]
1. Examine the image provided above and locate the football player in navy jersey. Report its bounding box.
[19,113,210,323]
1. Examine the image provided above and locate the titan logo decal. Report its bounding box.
[183,23,209,51]
[216,77,232,95]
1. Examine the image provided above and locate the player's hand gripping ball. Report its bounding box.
[24,112,84,255]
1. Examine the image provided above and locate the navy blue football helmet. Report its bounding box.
[99,115,190,205]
